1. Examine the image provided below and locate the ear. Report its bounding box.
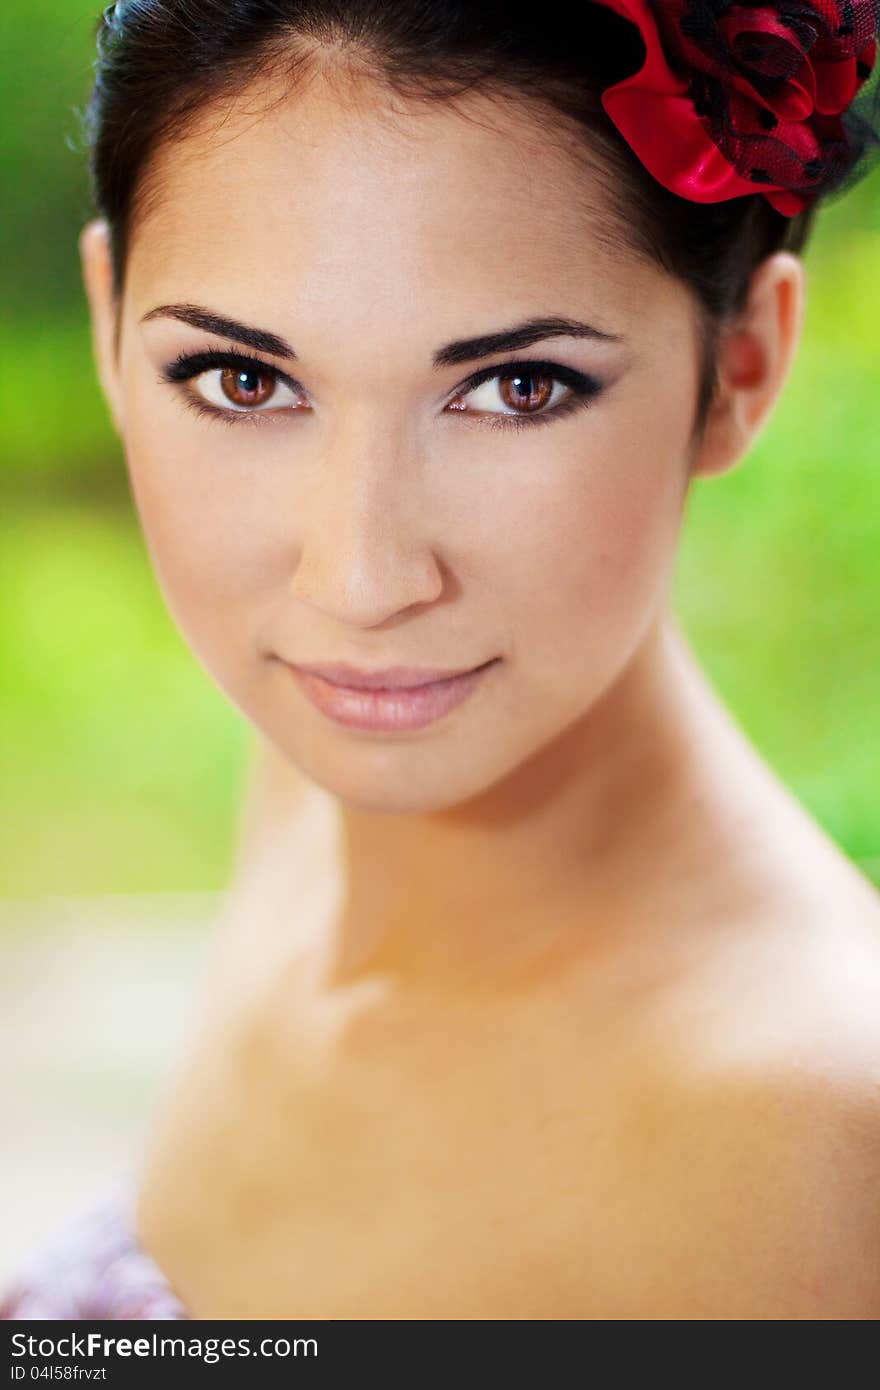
[79,218,126,436]
[690,250,806,480]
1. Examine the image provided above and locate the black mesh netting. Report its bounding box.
[647,0,880,204]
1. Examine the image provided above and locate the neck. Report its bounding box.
[227,609,750,992]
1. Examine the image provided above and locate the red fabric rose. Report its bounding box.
[595,0,879,215]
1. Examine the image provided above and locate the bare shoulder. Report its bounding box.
[614,898,880,1318]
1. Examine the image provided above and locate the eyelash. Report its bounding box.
[157,346,605,432]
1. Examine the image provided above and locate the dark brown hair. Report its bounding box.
[83,0,821,437]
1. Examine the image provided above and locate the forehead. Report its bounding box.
[126,69,684,352]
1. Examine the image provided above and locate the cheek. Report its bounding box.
[121,413,278,682]
[477,430,686,697]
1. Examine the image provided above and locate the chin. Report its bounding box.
[269,732,514,816]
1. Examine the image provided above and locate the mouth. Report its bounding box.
[288,659,493,689]
[282,656,501,733]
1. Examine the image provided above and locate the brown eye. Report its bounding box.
[220,365,277,408]
[444,359,601,431]
[447,362,582,426]
[498,370,555,414]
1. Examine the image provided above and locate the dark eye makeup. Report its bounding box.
[157,345,606,432]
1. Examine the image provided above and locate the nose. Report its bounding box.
[289,413,445,627]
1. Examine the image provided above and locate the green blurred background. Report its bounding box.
[2,0,878,899]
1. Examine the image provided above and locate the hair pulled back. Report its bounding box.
[83,0,822,435]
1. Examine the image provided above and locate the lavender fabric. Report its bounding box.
[1,1180,189,1320]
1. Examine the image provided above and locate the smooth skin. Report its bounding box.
[80,56,880,1318]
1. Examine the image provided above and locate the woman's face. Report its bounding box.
[85,71,706,813]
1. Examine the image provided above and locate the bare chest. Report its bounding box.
[135,899,880,1320]
[135,991,671,1319]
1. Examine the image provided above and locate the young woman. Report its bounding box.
[3,0,880,1320]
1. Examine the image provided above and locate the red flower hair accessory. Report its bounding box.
[595,0,880,214]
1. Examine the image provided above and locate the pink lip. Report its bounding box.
[284,658,500,732]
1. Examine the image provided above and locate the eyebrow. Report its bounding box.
[139,304,626,368]
[140,303,296,360]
